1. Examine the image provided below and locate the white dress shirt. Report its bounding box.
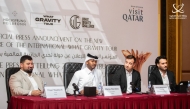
[66,67,103,94]
[21,70,38,95]
[159,70,171,91]
[126,70,132,93]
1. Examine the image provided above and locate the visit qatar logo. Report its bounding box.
[123,5,143,22]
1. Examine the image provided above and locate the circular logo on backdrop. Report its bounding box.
[70,15,81,29]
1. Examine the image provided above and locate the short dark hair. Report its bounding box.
[155,55,167,65]
[20,55,33,63]
[126,55,136,63]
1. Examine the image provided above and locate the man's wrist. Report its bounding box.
[28,90,32,96]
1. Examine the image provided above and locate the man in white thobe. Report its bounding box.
[66,53,103,94]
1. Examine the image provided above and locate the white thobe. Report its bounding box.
[66,67,103,94]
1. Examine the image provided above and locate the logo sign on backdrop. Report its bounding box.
[172,3,184,13]
[169,3,187,19]
[70,15,81,29]
[123,5,143,22]
[70,15,94,29]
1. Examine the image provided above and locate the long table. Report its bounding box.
[9,93,190,109]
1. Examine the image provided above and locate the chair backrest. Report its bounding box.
[63,62,83,89]
[105,64,124,86]
[148,65,157,81]
[5,67,20,106]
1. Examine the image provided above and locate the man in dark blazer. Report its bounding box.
[111,55,141,93]
[149,56,176,92]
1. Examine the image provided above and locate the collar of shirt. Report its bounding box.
[159,70,167,78]
[126,70,133,75]
[21,70,34,77]
[84,67,95,75]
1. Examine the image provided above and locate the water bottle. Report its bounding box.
[148,81,152,94]
[42,82,47,97]
[187,81,190,93]
[98,82,102,95]
[44,82,47,88]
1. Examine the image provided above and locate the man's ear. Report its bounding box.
[156,63,159,67]
[86,60,88,65]
[20,63,23,68]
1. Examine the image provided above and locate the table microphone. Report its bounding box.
[169,82,174,92]
[72,83,80,96]
[130,82,139,92]
[72,83,79,90]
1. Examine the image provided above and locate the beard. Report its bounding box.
[24,69,33,74]
[160,66,167,71]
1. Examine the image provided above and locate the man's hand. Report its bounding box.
[96,90,99,94]
[80,90,84,95]
[31,90,42,96]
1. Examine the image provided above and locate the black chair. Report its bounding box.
[148,65,157,81]
[105,64,124,86]
[63,62,83,89]
[5,67,20,109]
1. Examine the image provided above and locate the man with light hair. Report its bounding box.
[66,53,103,94]
[111,55,141,93]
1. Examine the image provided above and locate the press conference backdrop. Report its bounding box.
[0,0,158,108]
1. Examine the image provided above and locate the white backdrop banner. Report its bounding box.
[0,0,158,108]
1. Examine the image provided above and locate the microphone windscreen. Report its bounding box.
[72,83,79,90]
[130,82,133,85]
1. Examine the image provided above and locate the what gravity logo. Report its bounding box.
[35,15,61,25]
[123,5,143,22]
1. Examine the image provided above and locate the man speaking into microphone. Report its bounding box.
[111,55,141,93]
[66,53,103,95]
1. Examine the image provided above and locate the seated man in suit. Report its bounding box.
[9,55,43,96]
[149,56,176,92]
[112,55,141,93]
[66,53,103,94]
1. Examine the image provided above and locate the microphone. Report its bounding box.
[72,83,79,91]
[130,82,139,92]
[72,83,80,96]
[169,82,174,92]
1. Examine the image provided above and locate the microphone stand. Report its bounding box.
[72,83,80,97]
[130,82,136,93]
[73,89,77,97]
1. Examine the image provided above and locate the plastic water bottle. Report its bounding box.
[42,82,47,97]
[148,81,152,94]
[187,81,190,93]
[98,82,102,95]
[44,82,47,88]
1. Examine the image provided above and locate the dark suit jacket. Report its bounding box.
[149,68,176,92]
[111,67,141,93]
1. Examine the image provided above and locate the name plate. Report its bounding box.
[153,85,170,95]
[44,86,66,98]
[103,86,122,96]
